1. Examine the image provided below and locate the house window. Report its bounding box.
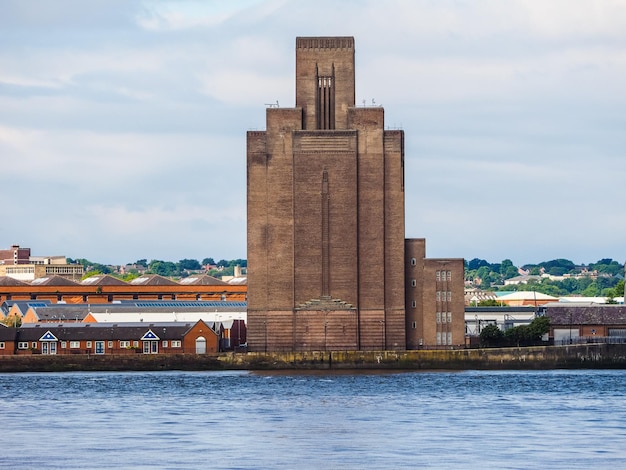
[411,279,416,287]
[171,340,181,348]
[0,342,4,349]
[412,321,416,329]
[436,271,440,281]
[411,258,416,266]
[162,340,168,348]
[70,341,80,348]
[32,342,37,349]
[436,291,440,301]
[120,341,130,348]
[108,341,113,348]
[447,291,452,302]
[436,312,441,323]
[18,342,28,349]
[411,300,416,308]
[436,332,441,345]
[86,341,92,349]
[133,341,139,347]
[61,341,67,349]
[448,332,452,345]
[447,312,452,323]
[447,271,451,281]
[441,312,446,323]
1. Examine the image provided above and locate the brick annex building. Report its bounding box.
[246,37,464,352]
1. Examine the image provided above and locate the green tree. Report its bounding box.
[581,283,600,297]
[591,259,623,276]
[148,260,178,277]
[1,314,21,327]
[179,259,201,271]
[504,316,550,346]
[476,266,491,288]
[605,279,624,302]
[81,270,103,281]
[504,325,528,347]
[527,316,550,340]
[202,257,215,266]
[480,324,504,348]
[468,258,490,271]
[74,258,111,275]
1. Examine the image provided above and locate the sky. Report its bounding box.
[1,0,625,267]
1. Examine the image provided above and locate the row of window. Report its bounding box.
[436,312,452,323]
[436,332,453,346]
[436,291,452,301]
[436,270,452,281]
[45,266,84,274]
[5,267,35,274]
[15,340,183,350]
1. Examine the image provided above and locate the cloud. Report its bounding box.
[1,0,625,266]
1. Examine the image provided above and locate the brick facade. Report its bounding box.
[247,37,406,352]
[247,37,463,351]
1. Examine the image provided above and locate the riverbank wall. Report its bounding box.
[1,343,626,372]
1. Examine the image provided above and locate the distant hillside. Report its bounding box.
[465,258,624,297]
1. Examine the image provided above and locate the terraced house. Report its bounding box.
[0,320,219,356]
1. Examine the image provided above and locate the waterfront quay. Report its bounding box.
[1,343,625,372]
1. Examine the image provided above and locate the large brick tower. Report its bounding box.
[247,37,406,351]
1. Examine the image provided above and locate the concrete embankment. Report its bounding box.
[1,344,625,372]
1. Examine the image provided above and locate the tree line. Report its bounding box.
[479,316,550,348]
[68,258,247,280]
[466,258,624,298]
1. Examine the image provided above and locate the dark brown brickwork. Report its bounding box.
[405,239,464,349]
[247,37,463,352]
[247,37,405,352]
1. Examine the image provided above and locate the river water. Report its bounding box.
[0,369,625,469]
